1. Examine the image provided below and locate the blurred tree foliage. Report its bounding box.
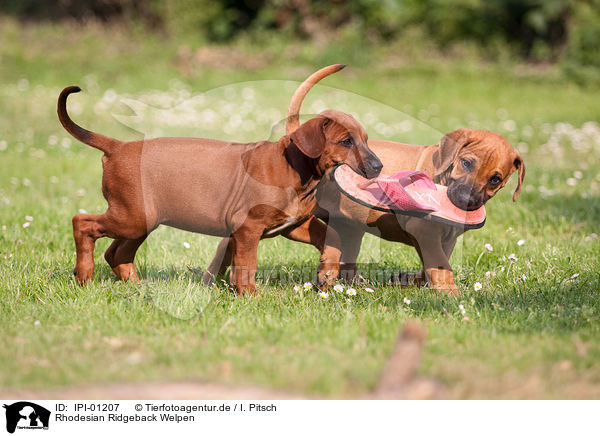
[2,0,599,73]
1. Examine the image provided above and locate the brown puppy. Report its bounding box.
[58,76,382,295]
[199,66,386,286]
[283,67,525,295]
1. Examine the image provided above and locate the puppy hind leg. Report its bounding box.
[401,244,428,288]
[104,235,148,281]
[335,222,365,284]
[72,213,109,284]
[201,237,233,286]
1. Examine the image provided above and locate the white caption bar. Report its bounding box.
[1,400,597,435]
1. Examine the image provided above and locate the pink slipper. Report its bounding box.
[334,165,486,229]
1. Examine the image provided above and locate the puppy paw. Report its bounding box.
[111,263,140,282]
[73,266,93,285]
[431,282,460,296]
[200,271,215,286]
[317,263,339,289]
[236,285,259,297]
[426,268,459,296]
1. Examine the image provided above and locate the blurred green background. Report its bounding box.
[2,0,600,84]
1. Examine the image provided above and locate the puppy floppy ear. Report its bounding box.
[511,153,526,202]
[433,128,472,180]
[290,116,329,158]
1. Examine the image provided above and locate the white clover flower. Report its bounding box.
[22,222,30,228]
[60,138,72,149]
[303,282,313,291]
[25,216,33,222]
[517,239,525,246]
[522,274,527,280]
[365,287,375,293]
[473,282,482,291]
[333,284,344,293]
[293,285,301,292]
[484,243,493,252]
[507,253,518,262]
[318,291,329,299]
[574,171,583,179]
[503,120,516,131]
[403,297,411,305]
[458,304,464,310]
[570,273,580,279]
[346,288,357,296]
[485,271,491,278]
[566,178,577,186]
[34,320,41,327]
[183,242,191,249]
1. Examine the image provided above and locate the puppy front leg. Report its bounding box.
[329,220,365,284]
[406,219,458,296]
[230,228,262,296]
[427,233,461,294]
[425,267,458,296]
[282,216,341,289]
[104,236,147,281]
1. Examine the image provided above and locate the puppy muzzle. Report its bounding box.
[447,180,485,211]
[361,153,383,179]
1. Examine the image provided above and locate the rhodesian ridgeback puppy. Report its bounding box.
[58,69,382,295]
[283,66,525,295]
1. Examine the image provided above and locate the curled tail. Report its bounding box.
[285,64,346,135]
[57,86,120,153]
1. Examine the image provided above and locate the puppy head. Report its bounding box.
[433,128,525,211]
[290,110,382,179]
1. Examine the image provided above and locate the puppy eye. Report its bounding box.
[460,158,474,172]
[339,138,353,147]
[488,175,502,186]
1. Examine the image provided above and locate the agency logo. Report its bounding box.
[3,402,50,434]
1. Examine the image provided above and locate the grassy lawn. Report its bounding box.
[1,18,599,399]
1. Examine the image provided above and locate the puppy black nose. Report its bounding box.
[371,158,383,173]
[364,156,383,178]
[457,190,471,204]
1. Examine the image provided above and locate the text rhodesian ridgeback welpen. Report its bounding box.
[207,66,525,295]
[57,66,382,295]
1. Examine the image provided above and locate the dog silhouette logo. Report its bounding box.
[3,402,50,433]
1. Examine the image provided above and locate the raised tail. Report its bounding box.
[57,86,120,153]
[285,64,346,135]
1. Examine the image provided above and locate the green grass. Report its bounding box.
[1,17,600,399]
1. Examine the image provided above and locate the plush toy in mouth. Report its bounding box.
[333,165,486,229]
